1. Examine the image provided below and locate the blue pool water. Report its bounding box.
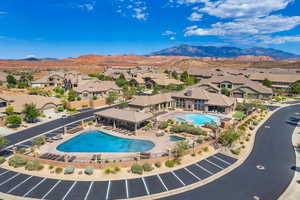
[174,114,220,126]
[169,135,185,142]
[57,130,155,153]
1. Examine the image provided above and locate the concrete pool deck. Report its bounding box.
[38,126,179,162]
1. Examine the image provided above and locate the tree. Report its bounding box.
[152,84,160,95]
[221,88,230,96]
[6,75,17,87]
[262,79,272,88]
[171,71,178,80]
[67,89,77,102]
[0,136,9,149]
[6,114,22,127]
[291,83,300,94]
[5,106,14,116]
[106,91,118,104]
[174,141,189,157]
[180,71,189,82]
[22,103,40,123]
[32,136,46,147]
[115,74,128,87]
[218,128,242,147]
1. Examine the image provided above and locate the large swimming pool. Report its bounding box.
[57,130,155,153]
[174,114,220,126]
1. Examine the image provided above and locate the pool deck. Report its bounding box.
[157,110,230,122]
[38,126,179,162]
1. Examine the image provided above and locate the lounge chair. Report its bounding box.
[68,156,76,162]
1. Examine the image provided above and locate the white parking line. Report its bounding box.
[213,155,232,165]
[184,168,201,181]
[0,170,9,176]
[195,163,213,175]
[157,174,168,191]
[106,181,111,200]
[84,182,94,200]
[23,178,46,197]
[205,159,224,170]
[0,173,20,186]
[62,181,77,200]
[142,177,150,195]
[171,171,185,186]
[125,179,129,199]
[41,180,61,199]
[8,175,32,193]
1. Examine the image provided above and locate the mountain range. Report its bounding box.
[149,45,300,60]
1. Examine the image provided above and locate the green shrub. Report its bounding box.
[252,120,259,126]
[105,168,113,174]
[202,146,209,152]
[170,124,206,135]
[297,142,300,148]
[8,156,27,168]
[165,160,175,168]
[64,165,75,174]
[198,150,202,154]
[18,147,27,154]
[49,165,54,170]
[191,153,196,157]
[196,138,203,144]
[84,166,94,175]
[55,167,63,174]
[158,121,169,129]
[0,156,6,164]
[231,148,241,155]
[143,163,153,172]
[56,106,64,112]
[114,166,121,172]
[25,160,43,171]
[174,158,181,165]
[155,161,161,168]
[131,164,143,175]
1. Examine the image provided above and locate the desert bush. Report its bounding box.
[158,121,169,129]
[25,160,43,171]
[165,160,175,168]
[154,161,161,168]
[8,156,27,168]
[143,163,153,172]
[114,166,121,172]
[84,166,94,175]
[231,148,241,155]
[131,164,143,175]
[104,168,113,174]
[64,165,75,174]
[0,156,6,164]
[202,146,209,152]
[55,167,63,174]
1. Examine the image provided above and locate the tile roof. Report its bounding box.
[129,93,173,107]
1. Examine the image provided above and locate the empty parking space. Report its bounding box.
[108,180,127,200]
[159,172,183,190]
[206,156,229,169]
[10,176,43,197]
[0,173,29,193]
[27,178,58,199]
[215,153,237,164]
[186,164,211,179]
[0,171,17,184]
[198,160,222,174]
[64,181,90,200]
[144,175,166,194]
[44,180,74,200]
[173,168,198,185]
[128,178,148,198]
[86,181,108,200]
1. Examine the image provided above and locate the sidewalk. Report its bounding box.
[279,126,300,200]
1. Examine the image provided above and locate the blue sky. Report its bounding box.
[0,0,300,58]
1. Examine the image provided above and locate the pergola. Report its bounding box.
[95,108,154,132]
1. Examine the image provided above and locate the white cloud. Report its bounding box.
[185,15,300,36]
[170,37,176,40]
[0,11,8,15]
[188,12,203,21]
[114,0,149,21]
[162,30,176,36]
[78,2,95,11]
[255,35,300,44]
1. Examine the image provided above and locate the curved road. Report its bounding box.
[162,104,298,200]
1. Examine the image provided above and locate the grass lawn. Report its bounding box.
[233,111,245,119]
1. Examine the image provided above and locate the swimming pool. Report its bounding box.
[57,130,155,153]
[169,135,185,142]
[174,114,220,126]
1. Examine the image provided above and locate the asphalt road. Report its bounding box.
[4,105,116,148]
[162,104,299,200]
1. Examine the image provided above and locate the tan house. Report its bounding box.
[128,93,175,112]
[75,80,121,98]
[0,94,62,113]
[196,75,273,99]
[172,88,235,114]
[95,108,153,132]
[249,73,300,90]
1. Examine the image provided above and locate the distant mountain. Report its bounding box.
[149,45,300,60]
